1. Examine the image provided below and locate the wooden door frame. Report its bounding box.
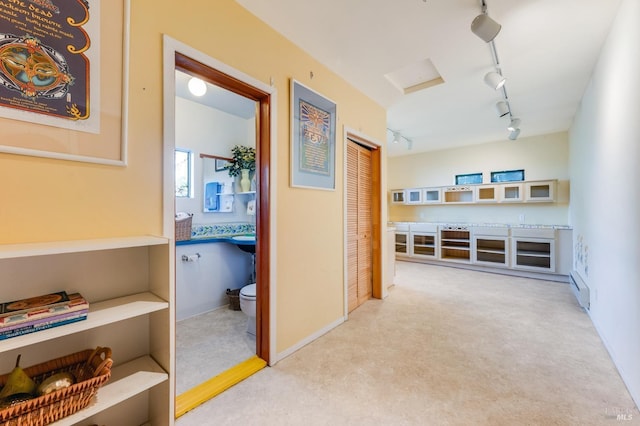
[343,127,383,318]
[162,36,277,365]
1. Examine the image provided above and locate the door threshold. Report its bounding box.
[175,355,267,418]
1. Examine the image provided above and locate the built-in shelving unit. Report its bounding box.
[440,226,471,262]
[390,180,556,205]
[0,236,172,425]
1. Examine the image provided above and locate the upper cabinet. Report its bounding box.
[391,180,557,205]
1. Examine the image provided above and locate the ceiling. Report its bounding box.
[234,0,622,157]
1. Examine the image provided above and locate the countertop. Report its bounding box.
[388,221,572,230]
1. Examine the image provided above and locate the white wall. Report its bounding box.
[388,132,570,225]
[175,96,256,224]
[569,0,640,407]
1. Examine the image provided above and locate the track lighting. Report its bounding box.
[507,118,521,132]
[188,77,207,97]
[484,71,506,90]
[495,101,509,117]
[387,128,412,150]
[508,128,521,140]
[471,14,502,42]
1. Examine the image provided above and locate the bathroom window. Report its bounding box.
[175,148,193,198]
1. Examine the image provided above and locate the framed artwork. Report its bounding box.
[0,0,130,166]
[215,158,231,172]
[290,79,336,190]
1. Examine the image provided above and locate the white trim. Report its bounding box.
[161,35,278,369]
[342,127,385,319]
[273,316,345,364]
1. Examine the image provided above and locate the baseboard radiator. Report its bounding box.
[569,271,590,310]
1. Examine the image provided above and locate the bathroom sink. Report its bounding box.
[231,235,255,253]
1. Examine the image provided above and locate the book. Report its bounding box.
[0,292,89,327]
[0,313,88,340]
[0,308,89,334]
[0,291,70,317]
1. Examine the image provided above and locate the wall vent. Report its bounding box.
[569,271,590,310]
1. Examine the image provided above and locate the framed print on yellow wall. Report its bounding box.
[0,0,130,166]
[290,79,337,190]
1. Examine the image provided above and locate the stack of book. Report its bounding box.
[0,291,89,340]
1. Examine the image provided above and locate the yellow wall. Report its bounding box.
[0,0,386,355]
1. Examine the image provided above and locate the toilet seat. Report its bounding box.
[240,283,256,299]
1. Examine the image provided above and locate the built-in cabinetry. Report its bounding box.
[472,226,510,268]
[409,223,438,259]
[394,222,410,258]
[390,180,556,205]
[440,225,471,263]
[391,222,571,279]
[0,237,171,425]
[511,227,556,272]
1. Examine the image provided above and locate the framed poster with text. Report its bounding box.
[290,79,337,190]
[0,0,129,165]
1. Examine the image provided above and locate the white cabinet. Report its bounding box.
[511,228,556,272]
[472,226,510,268]
[405,188,423,204]
[525,180,556,202]
[422,187,442,204]
[409,223,438,259]
[475,185,499,203]
[500,183,524,202]
[393,223,410,258]
[439,225,471,262]
[390,190,406,204]
[0,237,171,425]
[443,186,474,204]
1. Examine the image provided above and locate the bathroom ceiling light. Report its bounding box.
[392,131,402,144]
[471,14,502,42]
[188,77,207,97]
[507,118,521,132]
[495,100,509,117]
[508,128,521,140]
[484,71,506,90]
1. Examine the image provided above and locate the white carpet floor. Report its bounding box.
[177,261,639,425]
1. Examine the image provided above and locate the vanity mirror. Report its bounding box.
[201,153,234,212]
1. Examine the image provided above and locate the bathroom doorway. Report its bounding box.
[164,38,273,416]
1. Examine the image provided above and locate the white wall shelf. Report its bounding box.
[0,292,169,354]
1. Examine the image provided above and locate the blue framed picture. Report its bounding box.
[290,79,337,190]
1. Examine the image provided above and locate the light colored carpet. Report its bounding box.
[177,261,639,425]
[176,306,255,395]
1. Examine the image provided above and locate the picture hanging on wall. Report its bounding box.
[290,79,337,190]
[0,0,130,166]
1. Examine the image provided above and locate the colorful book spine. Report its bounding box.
[0,314,88,340]
[0,293,89,327]
[0,309,89,334]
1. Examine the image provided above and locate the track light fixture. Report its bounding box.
[471,0,522,140]
[484,71,506,90]
[495,100,509,117]
[387,128,413,150]
[471,13,501,42]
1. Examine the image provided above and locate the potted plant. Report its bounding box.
[228,145,256,192]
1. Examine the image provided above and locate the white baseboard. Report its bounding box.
[273,316,345,364]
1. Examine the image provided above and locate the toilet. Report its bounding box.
[239,283,257,335]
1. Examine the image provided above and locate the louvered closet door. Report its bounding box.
[347,140,372,313]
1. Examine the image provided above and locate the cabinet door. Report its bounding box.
[410,232,437,258]
[525,181,556,202]
[511,237,556,272]
[422,188,442,204]
[391,190,406,204]
[500,183,523,202]
[473,236,509,267]
[406,188,423,204]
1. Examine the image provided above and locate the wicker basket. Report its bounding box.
[0,347,113,426]
[175,214,193,241]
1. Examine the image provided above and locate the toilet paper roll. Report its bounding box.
[181,254,201,262]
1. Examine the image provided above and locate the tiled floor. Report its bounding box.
[176,307,256,395]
